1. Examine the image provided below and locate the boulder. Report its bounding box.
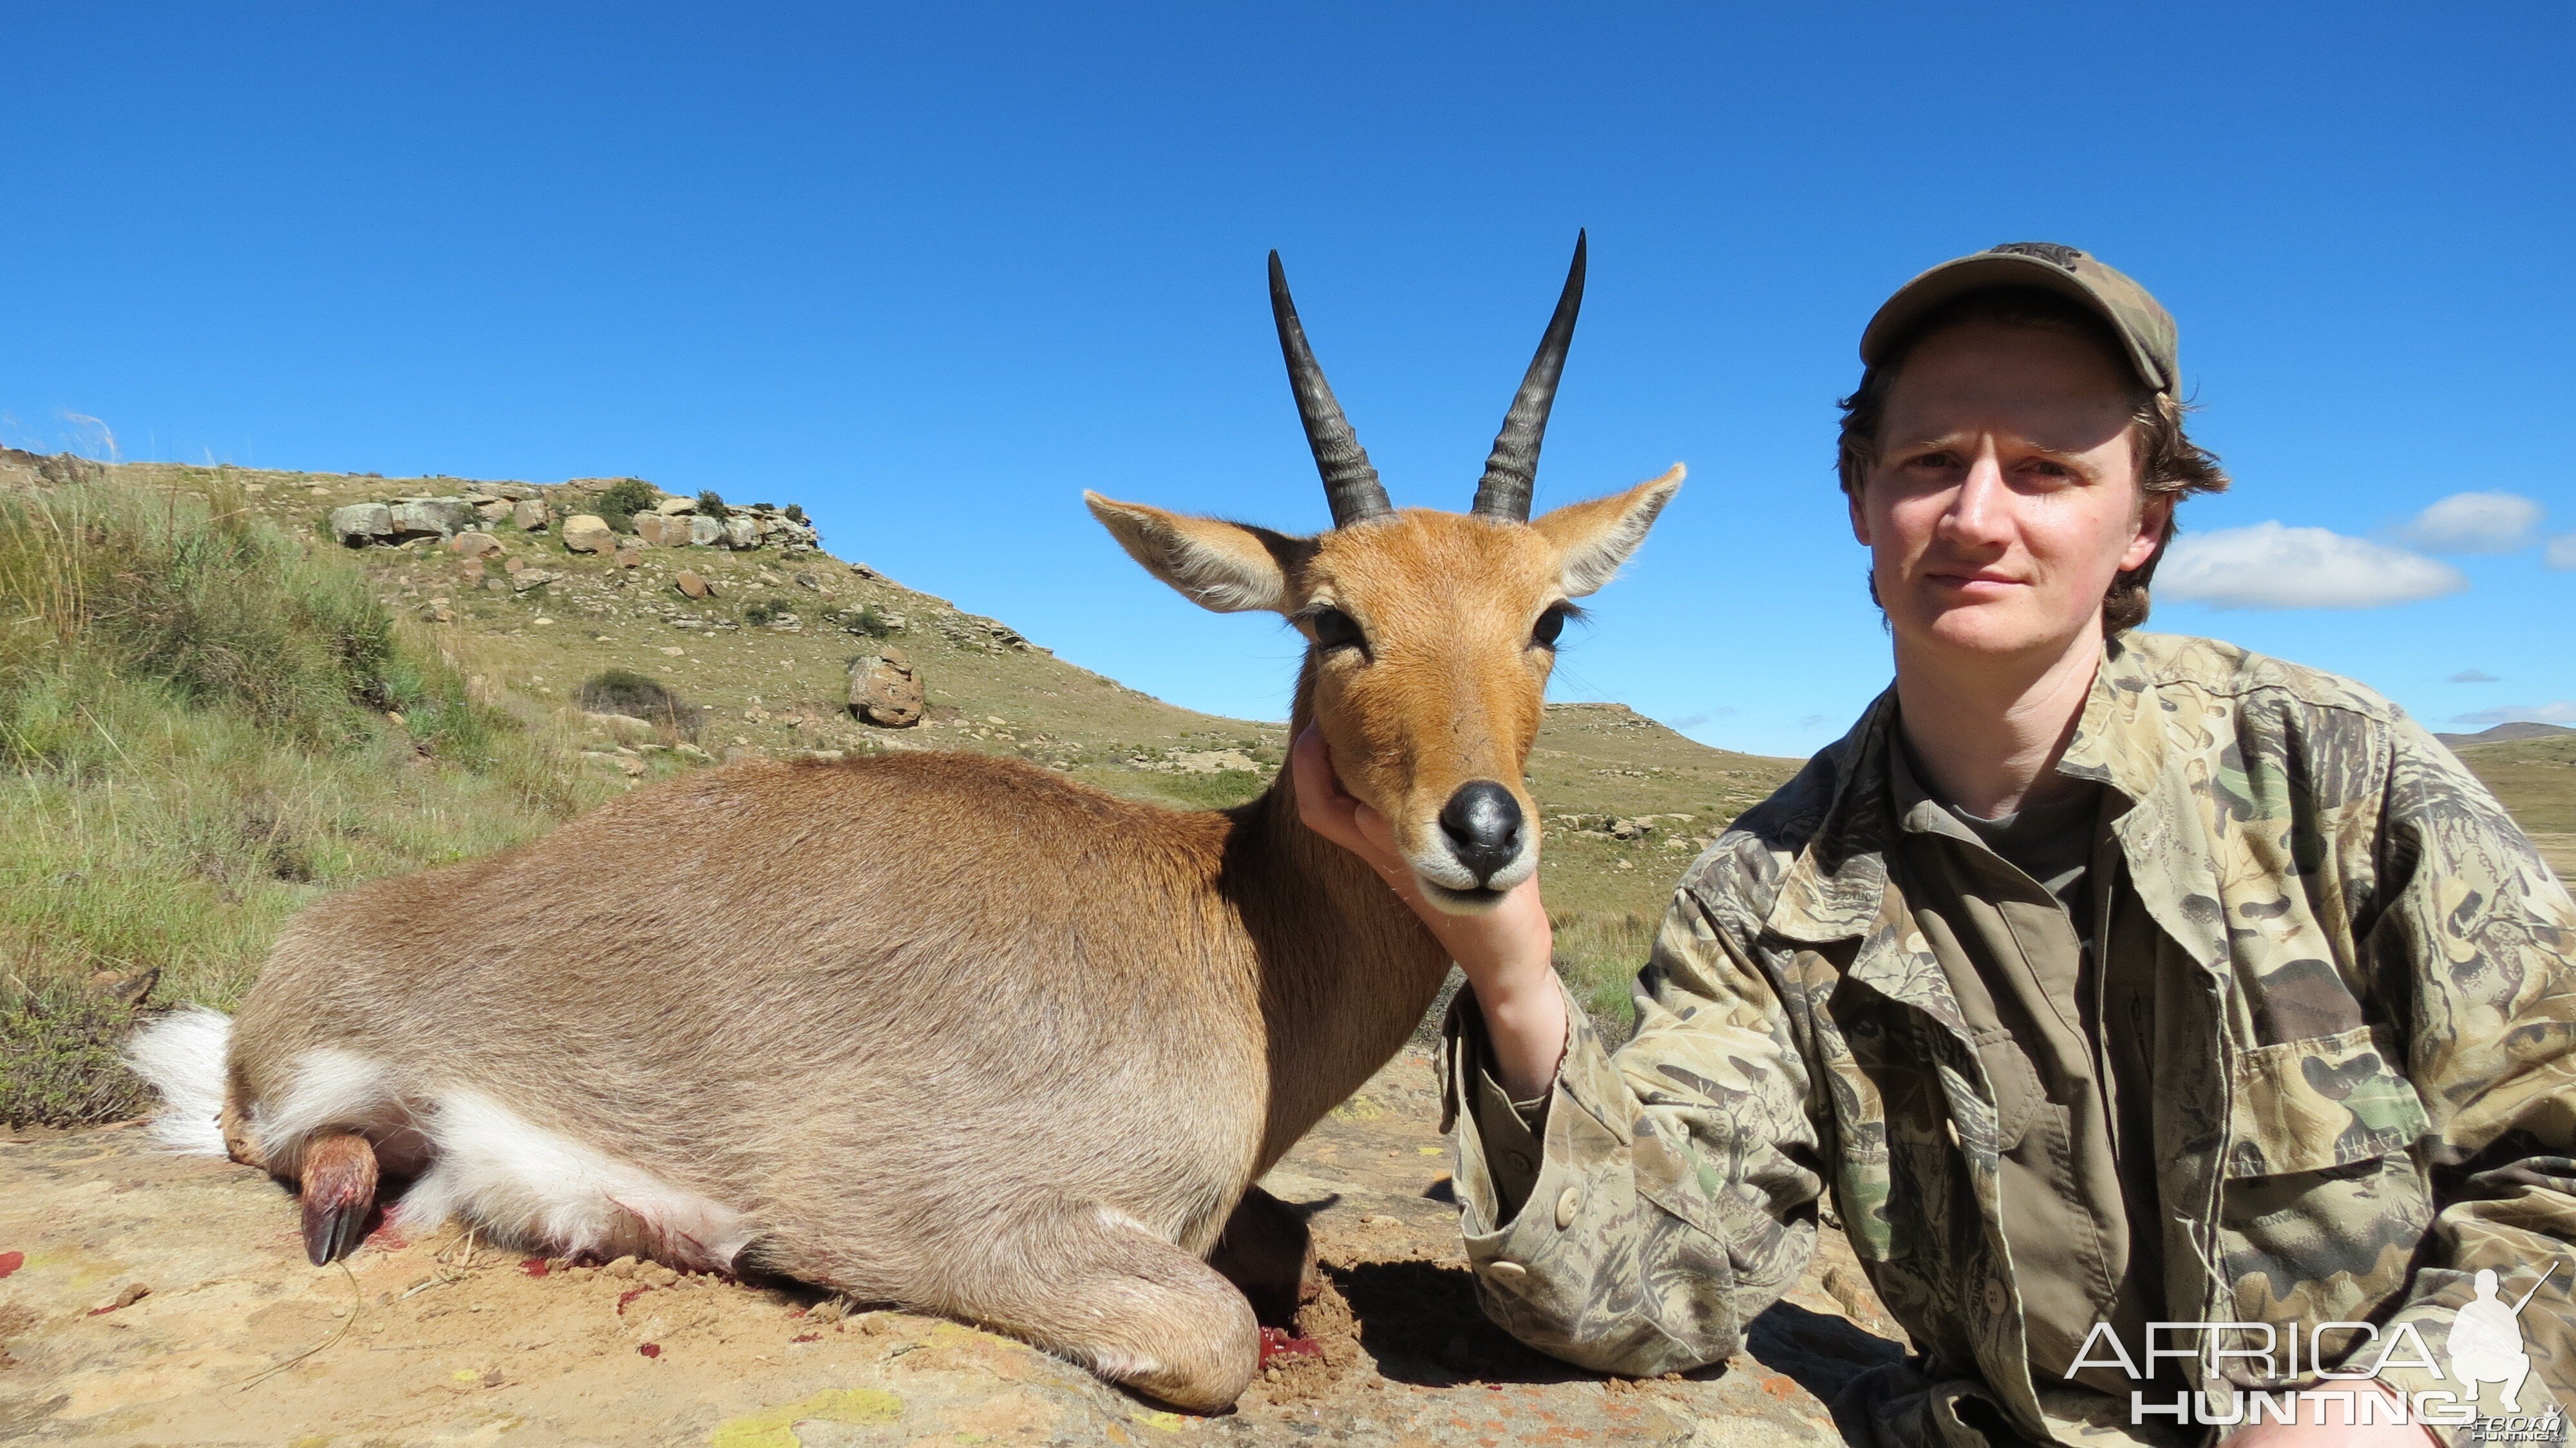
[688,515,724,547]
[450,531,501,560]
[848,647,924,728]
[723,516,758,549]
[510,569,556,593]
[584,710,657,741]
[654,497,697,515]
[473,499,514,522]
[560,515,615,554]
[630,513,668,547]
[329,502,393,546]
[674,571,714,600]
[388,498,477,538]
[511,499,549,531]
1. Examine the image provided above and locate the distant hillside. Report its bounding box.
[2436,721,2575,748]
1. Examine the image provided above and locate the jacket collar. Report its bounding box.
[1761,635,2181,947]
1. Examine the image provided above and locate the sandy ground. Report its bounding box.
[0,1048,1906,1446]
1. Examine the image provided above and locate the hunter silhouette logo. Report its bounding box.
[2451,1264,2552,1415]
[2072,1261,2566,1435]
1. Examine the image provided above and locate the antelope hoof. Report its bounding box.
[298,1132,380,1266]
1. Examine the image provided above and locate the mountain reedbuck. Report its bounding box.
[129,234,1681,1411]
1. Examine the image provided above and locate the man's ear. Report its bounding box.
[1085,493,1311,614]
[1528,464,1683,597]
[2121,489,2175,571]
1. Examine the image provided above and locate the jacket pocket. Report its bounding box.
[2216,1028,2436,1337]
[2224,1025,2431,1179]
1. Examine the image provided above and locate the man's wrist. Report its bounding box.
[1471,967,1569,1101]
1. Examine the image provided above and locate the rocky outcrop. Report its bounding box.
[0,446,108,488]
[321,478,822,553]
[849,647,925,727]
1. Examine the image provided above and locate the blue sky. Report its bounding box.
[5,4,2570,756]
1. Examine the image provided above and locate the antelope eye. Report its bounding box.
[1309,607,1363,652]
[1531,605,1569,649]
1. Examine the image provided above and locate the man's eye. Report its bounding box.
[1531,605,1569,649]
[1907,452,1958,470]
[1309,607,1363,651]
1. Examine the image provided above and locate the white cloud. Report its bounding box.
[2397,491,2545,553]
[2449,702,2576,729]
[2159,523,2467,609]
[2547,534,2576,571]
[2447,669,2501,683]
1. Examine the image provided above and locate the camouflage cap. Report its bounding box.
[1859,242,2179,395]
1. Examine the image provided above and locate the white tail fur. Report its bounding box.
[395,1087,753,1270]
[123,1007,232,1156]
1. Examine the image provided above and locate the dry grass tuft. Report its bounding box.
[0,475,613,1125]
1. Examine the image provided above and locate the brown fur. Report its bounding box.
[220,475,1678,1411]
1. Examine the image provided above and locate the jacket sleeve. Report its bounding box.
[2363,717,2576,1434]
[1442,868,1825,1375]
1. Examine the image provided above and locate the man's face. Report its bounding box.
[1850,319,2171,666]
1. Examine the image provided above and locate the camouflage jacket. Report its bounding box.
[1443,633,2576,1447]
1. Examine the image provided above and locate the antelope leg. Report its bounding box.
[298,1131,379,1266]
[929,1208,1262,1413]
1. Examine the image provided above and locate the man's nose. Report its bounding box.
[1942,446,2013,546]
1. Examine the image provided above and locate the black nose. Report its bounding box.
[1439,780,1525,884]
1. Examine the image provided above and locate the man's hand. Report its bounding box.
[2222,1382,2440,1448]
[1291,724,1567,1099]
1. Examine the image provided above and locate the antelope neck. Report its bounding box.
[1231,684,1455,1167]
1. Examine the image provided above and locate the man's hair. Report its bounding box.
[1835,286,2230,633]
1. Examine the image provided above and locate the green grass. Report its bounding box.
[1552,908,1659,1029]
[0,475,613,1125]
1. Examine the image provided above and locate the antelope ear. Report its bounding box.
[1529,464,1683,596]
[1085,493,1311,614]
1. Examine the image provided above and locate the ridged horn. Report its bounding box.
[1269,251,1394,528]
[1471,231,1587,521]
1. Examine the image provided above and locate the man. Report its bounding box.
[1293,243,2576,1448]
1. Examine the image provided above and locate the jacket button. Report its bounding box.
[1488,1259,1530,1284]
[1555,1186,1581,1230]
[1985,1281,2007,1314]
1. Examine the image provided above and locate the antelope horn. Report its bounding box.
[1471,231,1587,522]
[1269,251,1394,528]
